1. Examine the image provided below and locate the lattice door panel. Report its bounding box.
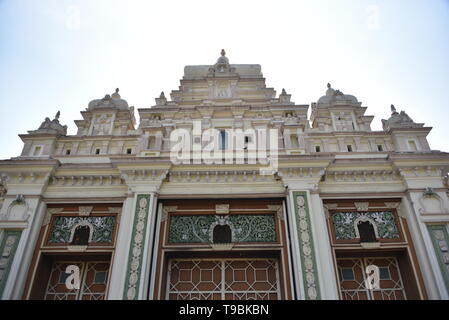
[166,259,280,300]
[44,262,85,300]
[79,262,110,300]
[44,261,110,300]
[337,256,406,300]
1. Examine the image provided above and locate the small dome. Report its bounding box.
[317,83,358,105]
[88,89,129,110]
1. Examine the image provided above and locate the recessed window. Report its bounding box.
[219,130,228,150]
[290,135,299,148]
[213,224,232,243]
[347,145,353,152]
[148,136,156,149]
[126,148,132,154]
[340,268,355,281]
[357,221,377,243]
[95,148,100,155]
[315,146,321,152]
[33,146,42,156]
[377,145,383,151]
[66,149,71,155]
[71,225,90,245]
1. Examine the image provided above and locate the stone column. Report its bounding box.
[286,190,322,300]
[121,192,158,300]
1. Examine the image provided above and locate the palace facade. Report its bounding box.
[1,51,449,300]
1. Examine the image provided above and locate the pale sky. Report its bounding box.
[1,0,448,159]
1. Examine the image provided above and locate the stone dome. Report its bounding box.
[317,83,359,105]
[88,88,129,110]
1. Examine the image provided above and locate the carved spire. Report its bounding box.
[221,49,226,56]
[55,111,60,120]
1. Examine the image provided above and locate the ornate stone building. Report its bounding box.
[1,50,449,300]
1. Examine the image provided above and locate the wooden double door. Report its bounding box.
[166,258,280,300]
[44,260,110,300]
[337,256,407,300]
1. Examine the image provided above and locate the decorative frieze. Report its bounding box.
[292,191,321,300]
[123,194,152,300]
[0,230,22,296]
[427,224,449,291]
[331,211,400,240]
[49,216,116,244]
[168,214,276,244]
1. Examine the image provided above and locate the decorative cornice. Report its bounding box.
[49,174,124,186]
[324,169,401,182]
[168,170,279,183]
[277,167,325,179]
[1,171,52,185]
[120,169,169,182]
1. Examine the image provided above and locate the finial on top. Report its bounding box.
[115,88,119,94]
[391,104,398,114]
[55,111,60,120]
[221,49,226,56]
[281,88,287,95]
[160,91,165,98]
[327,83,331,89]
